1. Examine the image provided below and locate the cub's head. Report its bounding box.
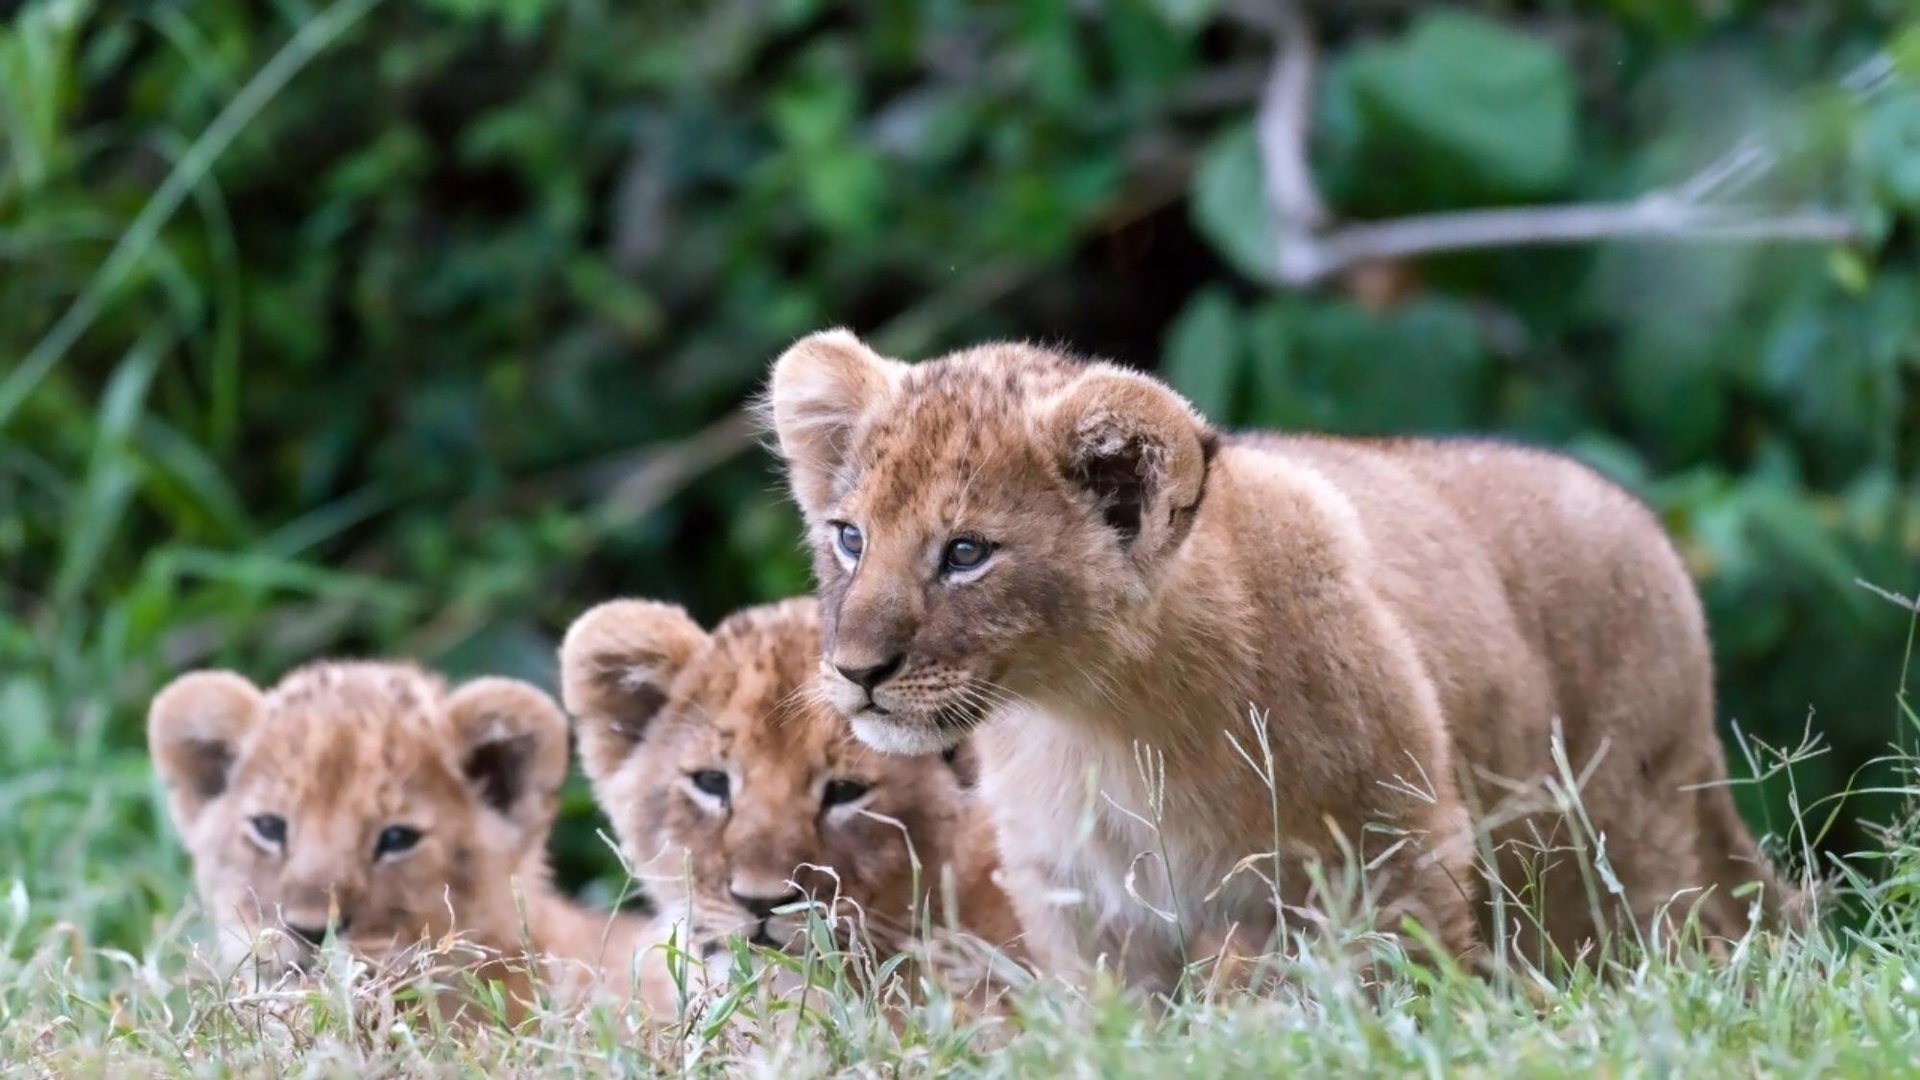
[148,662,568,976]
[559,597,968,955]
[764,329,1216,755]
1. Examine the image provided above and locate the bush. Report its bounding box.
[0,0,1915,945]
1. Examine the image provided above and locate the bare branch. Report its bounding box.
[1254,0,1327,251]
[1253,10,1872,289]
[1288,201,1857,285]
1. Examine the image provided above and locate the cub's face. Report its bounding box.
[764,330,1214,756]
[560,597,967,955]
[147,663,568,977]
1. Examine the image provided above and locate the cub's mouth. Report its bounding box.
[848,703,969,756]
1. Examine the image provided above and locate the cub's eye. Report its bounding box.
[374,825,422,859]
[942,537,992,573]
[689,770,730,801]
[249,814,288,847]
[835,522,865,560]
[822,779,871,807]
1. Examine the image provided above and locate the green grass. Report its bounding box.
[0,543,1910,1077]
[1,830,1918,1077]
[4,670,1918,1078]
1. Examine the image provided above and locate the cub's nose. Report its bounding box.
[834,654,904,692]
[729,886,805,920]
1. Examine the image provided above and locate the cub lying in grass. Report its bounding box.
[559,596,1020,1009]
[148,661,644,1009]
[766,329,1794,992]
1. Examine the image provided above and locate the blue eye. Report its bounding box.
[374,825,422,858]
[836,522,865,560]
[942,538,992,573]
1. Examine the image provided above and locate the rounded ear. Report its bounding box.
[148,671,265,833]
[1043,367,1216,567]
[558,599,709,789]
[763,328,906,519]
[442,678,570,849]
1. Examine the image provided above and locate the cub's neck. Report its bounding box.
[1029,475,1257,756]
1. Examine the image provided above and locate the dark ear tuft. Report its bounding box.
[1046,368,1212,565]
[558,599,709,788]
[1069,436,1154,544]
[464,733,538,816]
[148,671,265,832]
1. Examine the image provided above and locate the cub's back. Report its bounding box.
[1229,433,1712,779]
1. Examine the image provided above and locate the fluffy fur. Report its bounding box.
[558,595,1020,1008]
[766,329,1792,992]
[148,661,644,1007]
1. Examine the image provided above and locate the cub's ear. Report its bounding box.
[558,600,709,788]
[442,678,570,849]
[1044,367,1215,566]
[765,328,906,519]
[149,671,266,833]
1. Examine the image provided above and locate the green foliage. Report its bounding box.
[0,0,1916,962]
[1191,124,1278,281]
[1343,10,1577,196]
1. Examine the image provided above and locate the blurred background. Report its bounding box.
[2,0,1916,945]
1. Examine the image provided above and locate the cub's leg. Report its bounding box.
[1001,878,1091,984]
[1355,797,1483,972]
[1001,860,1190,995]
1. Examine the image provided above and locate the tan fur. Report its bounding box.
[558,595,1019,1007]
[766,329,1792,992]
[147,661,644,1008]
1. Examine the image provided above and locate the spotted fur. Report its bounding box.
[559,596,1018,1006]
[766,329,1793,992]
[147,661,643,1005]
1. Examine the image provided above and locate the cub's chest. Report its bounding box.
[978,716,1279,925]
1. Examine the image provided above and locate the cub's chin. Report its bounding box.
[848,708,963,756]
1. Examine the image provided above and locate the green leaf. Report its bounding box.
[798,149,885,234]
[420,0,559,36]
[771,76,858,153]
[1859,90,1920,214]
[1346,11,1576,194]
[1190,123,1276,281]
[1238,297,1489,435]
[1162,288,1243,421]
[1145,0,1218,32]
[52,333,166,614]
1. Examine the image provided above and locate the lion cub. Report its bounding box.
[558,596,1019,1006]
[148,661,644,1005]
[767,329,1793,991]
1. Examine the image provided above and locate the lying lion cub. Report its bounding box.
[559,595,1019,1008]
[149,661,644,1007]
[767,329,1793,991]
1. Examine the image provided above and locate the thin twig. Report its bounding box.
[595,411,759,525]
[1252,8,1877,288]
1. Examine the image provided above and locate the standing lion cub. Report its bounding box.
[766,329,1793,991]
[148,661,645,1008]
